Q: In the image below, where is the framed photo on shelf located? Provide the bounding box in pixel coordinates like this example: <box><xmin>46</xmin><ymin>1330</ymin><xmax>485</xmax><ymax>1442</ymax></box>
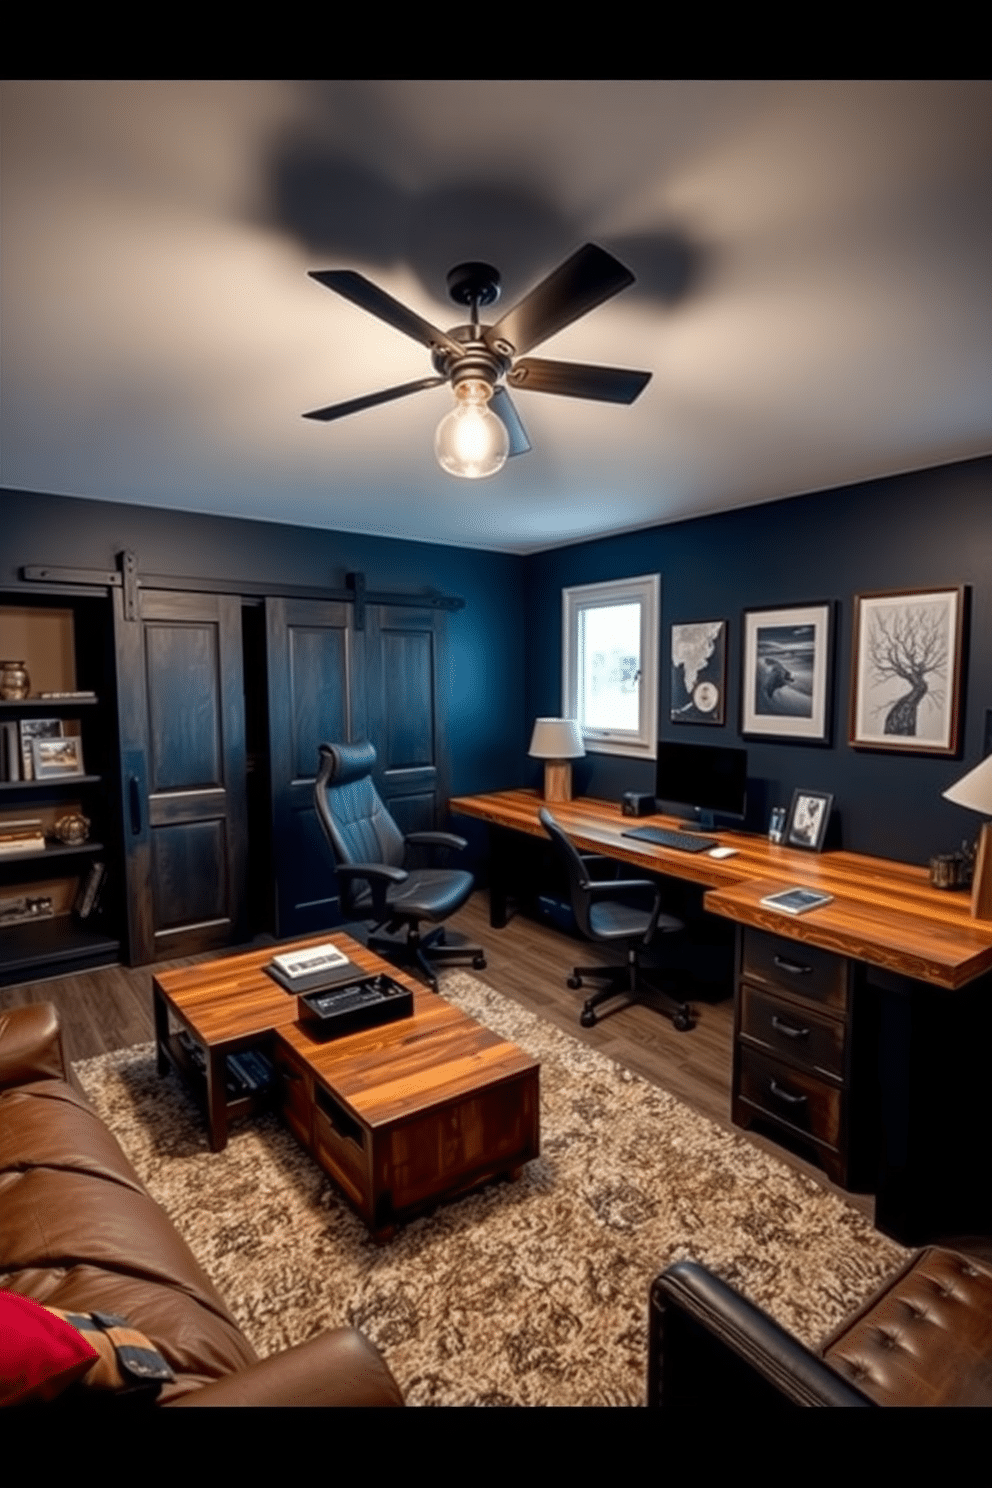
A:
<box><xmin>670</xmin><ymin>620</ymin><xmax>726</xmax><ymax>724</ymax></box>
<box><xmin>18</xmin><ymin>718</ymin><xmax>62</xmax><ymax>781</ymax></box>
<box><xmin>849</xmin><ymin>586</ymin><xmax>965</xmax><ymax>754</ymax></box>
<box><xmin>785</xmin><ymin>789</ymin><xmax>833</xmax><ymax>852</ymax></box>
<box><xmin>741</xmin><ymin>603</ymin><xmax>833</xmax><ymax>743</ymax></box>
<box><xmin>31</xmin><ymin>734</ymin><xmax>84</xmax><ymax>779</ymax></box>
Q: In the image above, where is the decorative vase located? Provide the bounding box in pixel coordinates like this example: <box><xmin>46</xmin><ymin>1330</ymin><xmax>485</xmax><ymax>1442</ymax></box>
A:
<box><xmin>0</xmin><ymin>661</ymin><xmax>30</xmax><ymax>700</ymax></box>
<box><xmin>54</xmin><ymin>812</ymin><xmax>91</xmax><ymax>846</ymax></box>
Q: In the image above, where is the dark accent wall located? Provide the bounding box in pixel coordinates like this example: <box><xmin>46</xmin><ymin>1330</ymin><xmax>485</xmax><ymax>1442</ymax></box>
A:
<box><xmin>0</xmin><ymin>490</ymin><xmax>527</xmax><ymax>843</ymax></box>
<box><xmin>522</xmin><ymin>456</ymin><xmax>991</xmax><ymax>866</ymax></box>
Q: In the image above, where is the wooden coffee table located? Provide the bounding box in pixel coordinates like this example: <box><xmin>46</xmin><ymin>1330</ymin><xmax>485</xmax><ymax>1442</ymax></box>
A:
<box><xmin>153</xmin><ymin>934</ymin><xmax>540</xmax><ymax>1238</ymax></box>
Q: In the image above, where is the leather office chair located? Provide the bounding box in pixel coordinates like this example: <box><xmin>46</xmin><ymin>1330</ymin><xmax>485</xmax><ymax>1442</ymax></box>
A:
<box><xmin>314</xmin><ymin>741</ymin><xmax>486</xmax><ymax>992</ymax></box>
<box><xmin>539</xmin><ymin>808</ymin><xmax>693</xmax><ymax>1032</ymax></box>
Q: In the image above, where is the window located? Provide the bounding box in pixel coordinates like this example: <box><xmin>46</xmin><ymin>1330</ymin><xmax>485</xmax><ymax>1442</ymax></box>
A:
<box><xmin>562</xmin><ymin>574</ymin><xmax>659</xmax><ymax>759</ymax></box>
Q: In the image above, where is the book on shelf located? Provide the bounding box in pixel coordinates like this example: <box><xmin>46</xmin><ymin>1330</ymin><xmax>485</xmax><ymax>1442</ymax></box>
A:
<box><xmin>1</xmin><ymin>722</ymin><xmax>20</xmax><ymax>781</ymax></box>
<box><xmin>0</xmin><ymin>818</ymin><xmax>45</xmax><ymax>853</ymax></box>
<box><xmin>74</xmin><ymin>860</ymin><xmax>106</xmax><ymax>920</ymax></box>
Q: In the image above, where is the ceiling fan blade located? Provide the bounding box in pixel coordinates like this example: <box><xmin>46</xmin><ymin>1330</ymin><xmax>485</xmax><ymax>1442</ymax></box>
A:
<box><xmin>490</xmin><ymin>386</ymin><xmax>531</xmax><ymax>457</ymax></box>
<box><xmin>507</xmin><ymin>358</ymin><xmax>651</xmax><ymax>405</ymax></box>
<box><xmin>303</xmin><ymin>376</ymin><xmax>447</xmax><ymax>423</ymax></box>
<box><xmin>482</xmin><ymin>244</ymin><xmax>635</xmax><ymax>359</ymax></box>
<box><xmin>308</xmin><ymin>270</ymin><xmax>464</xmax><ymax>358</ymax></box>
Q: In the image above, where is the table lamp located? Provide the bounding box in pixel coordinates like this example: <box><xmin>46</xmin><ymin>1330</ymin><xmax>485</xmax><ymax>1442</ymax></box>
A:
<box><xmin>942</xmin><ymin>754</ymin><xmax>992</xmax><ymax>920</ymax></box>
<box><xmin>529</xmin><ymin>718</ymin><xmax>585</xmax><ymax>803</ymax></box>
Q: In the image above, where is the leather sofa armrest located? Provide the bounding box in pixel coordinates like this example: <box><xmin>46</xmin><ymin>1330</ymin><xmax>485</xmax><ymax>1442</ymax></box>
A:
<box><xmin>648</xmin><ymin>1260</ymin><xmax>871</xmax><ymax>1407</ymax></box>
<box><xmin>0</xmin><ymin>1003</ymin><xmax>68</xmax><ymax>1089</ymax></box>
<box><xmin>167</xmin><ymin>1327</ymin><xmax>404</xmax><ymax>1407</ymax></box>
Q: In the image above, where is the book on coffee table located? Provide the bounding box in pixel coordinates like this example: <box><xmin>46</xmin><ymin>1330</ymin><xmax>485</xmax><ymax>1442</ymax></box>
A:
<box><xmin>265</xmin><ymin>940</ymin><xmax>367</xmax><ymax>994</ymax></box>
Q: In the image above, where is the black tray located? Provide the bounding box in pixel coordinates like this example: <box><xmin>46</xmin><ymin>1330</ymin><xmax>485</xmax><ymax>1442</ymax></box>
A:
<box><xmin>297</xmin><ymin>972</ymin><xmax>414</xmax><ymax>1040</ymax></box>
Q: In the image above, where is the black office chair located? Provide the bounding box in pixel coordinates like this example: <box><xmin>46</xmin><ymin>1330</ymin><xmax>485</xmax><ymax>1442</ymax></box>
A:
<box><xmin>539</xmin><ymin>807</ymin><xmax>693</xmax><ymax>1032</ymax></box>
<box><xmin>313</xmin><ymin>741</ymin><xmax>486</xmax><ymax>991</ymax></box>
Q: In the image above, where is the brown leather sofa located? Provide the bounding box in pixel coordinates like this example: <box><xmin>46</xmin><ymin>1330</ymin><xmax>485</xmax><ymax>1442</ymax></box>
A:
<box><xmin>0</xmin><ymin>1002</ymin><xmax>404</xmax><ymax>1406</ymax></box>
<box><xmin>648</xmin><ymin>1248</ymin><xmax>992</xmax><ymax>1407</ymax></box>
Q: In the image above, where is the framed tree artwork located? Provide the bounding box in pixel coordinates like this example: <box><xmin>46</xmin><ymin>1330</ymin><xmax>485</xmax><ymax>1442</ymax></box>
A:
<box><xmin>670</xmin><ymin>621</ymin><xmax>726</xmax><ymax>724</ymax></box>
<box><xmin>849</xmin><ymin>586</ymin><xmax>965</xmax><ymax>754</ymax></box>
<box><xmin>740</xmin><ymin>603</ymin><xmax>833</xmax><ymax>743</ymax></box>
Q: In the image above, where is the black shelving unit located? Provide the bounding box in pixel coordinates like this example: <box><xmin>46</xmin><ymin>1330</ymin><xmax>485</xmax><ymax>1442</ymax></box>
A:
<box><xmin>0</xmin><ymin>600</ymin><xmax>122</xmax><ymax>985</ymax></box>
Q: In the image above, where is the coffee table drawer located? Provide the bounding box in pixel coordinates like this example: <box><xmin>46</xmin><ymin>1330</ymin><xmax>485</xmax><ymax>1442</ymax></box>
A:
<box><xmin>273</xmin><ymin>1040</ymin><xmax>315</xmax><ymax>1151</ymax></box>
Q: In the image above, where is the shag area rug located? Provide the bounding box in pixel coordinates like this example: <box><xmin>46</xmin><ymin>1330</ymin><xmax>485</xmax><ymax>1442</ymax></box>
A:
<box><xmin>73</xmin><ymin>971</ymin><xmax>908</xmax><ymax>1406</ymax></box>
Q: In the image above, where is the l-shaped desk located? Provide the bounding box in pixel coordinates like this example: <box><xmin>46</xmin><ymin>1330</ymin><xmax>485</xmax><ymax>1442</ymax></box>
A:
<box><xmin>451</xmin><ymin>790</ymin><xmax>992</xmax><ymax>1245</ymax></box>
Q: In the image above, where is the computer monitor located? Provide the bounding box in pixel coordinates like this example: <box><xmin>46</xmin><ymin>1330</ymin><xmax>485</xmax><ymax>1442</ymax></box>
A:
<box><xmin>655</xmin><ymin>740</ymin><xmax>748</xmax><ymax>830</ymax></box>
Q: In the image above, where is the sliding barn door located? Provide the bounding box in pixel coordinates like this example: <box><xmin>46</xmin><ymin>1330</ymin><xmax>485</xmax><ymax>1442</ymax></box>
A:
<box><xmin>362</xmin><ymin>603</ymin><xmax>443</xmax><ymax>839</ymax></box>
<box><xmin>114</xmin><ymin>589</ymin><xmax>248</xmax><ymax>964</ymax></box>
<box><xmin>266</xmin><ymin>597</ymin><xmax>356</xmax><ymax>937</ymax></box>
<box><xmin>265</xmin><ymin>597</ymin><xmax>444</xmax><ymax>939</ymax></box>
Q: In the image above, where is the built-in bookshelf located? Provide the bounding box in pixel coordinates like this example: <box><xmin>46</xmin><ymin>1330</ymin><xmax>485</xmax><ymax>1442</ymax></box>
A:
<box><xmin>0</xmin><ymin>599</ymin><xmax>120</xmax><ymax>985</ymax></box>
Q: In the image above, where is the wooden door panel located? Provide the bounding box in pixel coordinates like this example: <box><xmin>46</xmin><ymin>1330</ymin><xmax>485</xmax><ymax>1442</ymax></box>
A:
<box><xmin>267</xmin><ymin>598</ymin><xmax>354</xmax><ymax>937</ymax></box>
<box><xmin>115</xmin><ymin>589</ymin><xmax>247</xmax><ymax>964</ymax></box>
<box><xmin>145</xmin><ymin>622</ymin><xmax>223</xmax><ymax>789</ymax></box>
<box><xmin>381</xmin><ymin>628</ymin><xmax>435</xmax><ymax>769</ymax></box>
<box><xmin>151</xmin><ymin>820</ymin><xmax>229</xmax><ymax>930</ymax></box>
<box><xmin>288</xmin><ymin>624</ymin><xmax>350</xmax><ymax>779</ymax></box>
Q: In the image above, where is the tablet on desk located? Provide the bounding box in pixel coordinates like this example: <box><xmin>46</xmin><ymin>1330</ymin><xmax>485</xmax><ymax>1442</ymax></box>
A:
<box><xmin>759</xmin><ymin>886</ymin><xmax>834</xmax><ymax>915</ymax></box>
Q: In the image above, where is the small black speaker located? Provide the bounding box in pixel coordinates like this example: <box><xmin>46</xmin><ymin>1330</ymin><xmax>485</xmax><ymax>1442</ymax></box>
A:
<box><xmin>622</xmin><ymin>791</ymin><xmax>655</xmax><ymax>817</ymax></box>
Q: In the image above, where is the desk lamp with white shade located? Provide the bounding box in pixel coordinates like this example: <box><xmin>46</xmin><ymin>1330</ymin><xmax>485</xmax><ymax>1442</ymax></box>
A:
<box><xmin>529</xmin><ymin>718</ymin><xmax>585</xmax><ymax>803</ymax></box>
<box><xmin>942</xmin><ymin>754</ymin><xmax>992</xmax><ymax>920</ymax></box>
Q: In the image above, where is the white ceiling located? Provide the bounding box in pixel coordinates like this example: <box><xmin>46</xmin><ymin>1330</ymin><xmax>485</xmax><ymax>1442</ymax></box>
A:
<box><xmin>2</xmin><ymin>80</ymin><xmax>990</xmax><ymax>554</ymax></box>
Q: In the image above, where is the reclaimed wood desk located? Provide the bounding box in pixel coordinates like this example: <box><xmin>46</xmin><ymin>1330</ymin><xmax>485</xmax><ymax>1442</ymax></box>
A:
<box><xmin>451</xmin><ymin>790</ymin><xmax>992</xmax><ymax>1244</ymax></box>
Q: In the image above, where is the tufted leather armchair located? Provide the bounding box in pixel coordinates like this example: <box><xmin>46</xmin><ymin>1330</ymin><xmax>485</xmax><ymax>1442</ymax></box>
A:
<box><xmin>648</xmin><ymin>1249</ymin><xmax>992</xmax><ymax>1406</ymax></box>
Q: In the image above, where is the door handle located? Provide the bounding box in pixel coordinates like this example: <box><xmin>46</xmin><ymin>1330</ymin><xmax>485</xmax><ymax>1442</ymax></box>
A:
<box><xmin>129</xmin><ymin>775</ymin><xmax>142</xmax><ymax>835</ymax></box>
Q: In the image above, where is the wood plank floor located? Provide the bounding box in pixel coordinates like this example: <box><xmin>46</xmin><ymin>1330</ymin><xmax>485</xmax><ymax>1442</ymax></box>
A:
<box><xmin>0</xmin><ymin>890</ymin><xmax>875</xmax><ymax>1222</ymax></box>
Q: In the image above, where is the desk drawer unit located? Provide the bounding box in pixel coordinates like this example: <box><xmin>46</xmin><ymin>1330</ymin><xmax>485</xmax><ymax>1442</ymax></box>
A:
<box><xmin>732</xmin><ymin>928</ymin><xmax>871</xmax><ymax>1190</ymax></box>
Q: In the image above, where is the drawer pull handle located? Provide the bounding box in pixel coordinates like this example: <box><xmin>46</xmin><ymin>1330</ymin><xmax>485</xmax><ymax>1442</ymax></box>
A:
<box><xmin>768</xmin><ymin>1079</ymin><xmax>807</xmax><ymax>1108</ymax></box>
<box><xmin>773</xmin><ymin>954</ymin><xmax>812</xmax><ymax>976</ymax></box>
<box><xmin>771</xmin><ymin>1015</ymin><xmax>810</xmax><ymax>1040</ymax></box>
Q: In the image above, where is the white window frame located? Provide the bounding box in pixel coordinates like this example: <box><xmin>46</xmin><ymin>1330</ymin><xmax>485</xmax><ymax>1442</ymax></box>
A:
<box><xmin>562</xmin><ymin>573</ymin><xmax>660</xmax><ymax>760</ymax></box>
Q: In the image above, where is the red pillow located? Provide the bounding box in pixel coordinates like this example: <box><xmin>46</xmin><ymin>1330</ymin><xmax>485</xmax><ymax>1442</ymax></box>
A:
<box><xmin>0</xmin><ymin>1289</ymin><xmax>98</xmax><ymax>1406</ymax></box>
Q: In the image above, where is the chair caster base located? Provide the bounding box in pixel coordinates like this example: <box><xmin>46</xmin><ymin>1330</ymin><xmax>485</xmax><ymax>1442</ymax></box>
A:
<box><xmin>473</xmin><ymin>954</ymin><xmax>487</xmax><ymax>970</ymax></box>
<box><xmin>580</xmin><ymin>1007</ymin><xmax>597</xmax><ymax>1028</ymax></box>
<box><xmin>672</xmin><ymin>1010</ymin><xmax>693</xmax><ymax>1032</ymax></box>
<box><xmin>567</xmin><ymin>975</ymin><xmax>583</xmax><ymax>990</ymax></box>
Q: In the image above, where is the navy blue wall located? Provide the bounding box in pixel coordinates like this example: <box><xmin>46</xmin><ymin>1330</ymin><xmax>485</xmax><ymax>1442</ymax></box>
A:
<box><xmin>0</xmin><ymin>489</ymin><xmax>527</xmax><ymax>826</ymax></box>
<box><xmin>522</xmin><ymin>455</ymin><xmax>991</xmax><ymax>866</ymax></box>
<box><xmin>4</xmin><ymin>455</ymin><xmax>990</xmax><ymax>871</ymax></box>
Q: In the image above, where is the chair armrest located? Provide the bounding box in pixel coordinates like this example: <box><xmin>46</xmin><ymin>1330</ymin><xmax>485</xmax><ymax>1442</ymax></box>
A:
<box><xmin>582</xmin><ymin>877</ymin><xmax>658</xmax><ymax>897</ymax></box>
<box><xmin>336</xmin><ymin>862</ymin><xmax>407</xmax><ymax>921</ymax></box>
<box><xmin>168</xmin><ymin>1327</ymin><xmax>404</xmax><ymax>1407</ymax></box>
<box><xmin>0</xmin><ymin>1003</ymin><xmax>68</xmax><ymax>1089</ymax></box>
<box><xmin>648</xmin><ymin>1261</ymin><xmax>871</xmax><ymax>1407</ymax></box>
<box><xmin>405</xmin><ymin>830</ymin><xmax>467</xmax><ymax>853</ymax></box>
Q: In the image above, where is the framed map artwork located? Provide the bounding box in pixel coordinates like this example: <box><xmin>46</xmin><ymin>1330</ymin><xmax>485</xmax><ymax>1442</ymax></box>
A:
<box><xmin>670</xmin><ymin>621</ymin><xmax>726</xmax><ymax>725</ymax></box>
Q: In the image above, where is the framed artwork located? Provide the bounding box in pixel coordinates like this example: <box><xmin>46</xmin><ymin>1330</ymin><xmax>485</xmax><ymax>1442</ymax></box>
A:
<box><xmin>785</xmin><ymin>789</ymin><xmax>833</xmax><ymax>852</ymax></box>
<box><xmin>849</xmin><ymin>586</ymin><xmax>965</xmax><ymax>754</ymax></box>
<box><xmin>32</xmin><ymin>735</ymin><xmax>84</xmax><ymax>778</ymax></box>
<box><xmin>18</xmin><ymin>718</ymin><xmax>62</xmax><ymax>781</ymax></box>
<box><xmin>741</xmin><ymin>603</ymin><xmax>833</xmax><ymax>742</ymax></box>
<box><xmin>670</xmin><ymin>621</ymin><xmax>726</xmax><ymax>725</ymax></box>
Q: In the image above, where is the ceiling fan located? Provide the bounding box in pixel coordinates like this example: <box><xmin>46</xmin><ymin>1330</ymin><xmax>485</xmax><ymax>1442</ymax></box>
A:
<box><xmin>303</xmin><ymin>243</ymin><xmax>651</xmax><ymax>479</ymax></box>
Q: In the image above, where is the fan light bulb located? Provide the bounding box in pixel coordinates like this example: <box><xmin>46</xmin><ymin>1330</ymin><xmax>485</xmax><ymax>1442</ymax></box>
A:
<box><xmin>434</xmin><ymin>379</ymin><xmax>509</xmax><ymax>480</ymax></box>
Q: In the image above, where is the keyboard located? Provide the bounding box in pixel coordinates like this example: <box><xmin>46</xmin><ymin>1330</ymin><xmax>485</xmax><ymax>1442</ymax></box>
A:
<box><xmin>621</xmin><ymin>826</ymin><xmax>719</xmax><ymax>853</ymax></box>
<box><xmin>307</xmin><ymin>981</ymin><xmax>386</xmax><ymax>1017</ymax></box>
